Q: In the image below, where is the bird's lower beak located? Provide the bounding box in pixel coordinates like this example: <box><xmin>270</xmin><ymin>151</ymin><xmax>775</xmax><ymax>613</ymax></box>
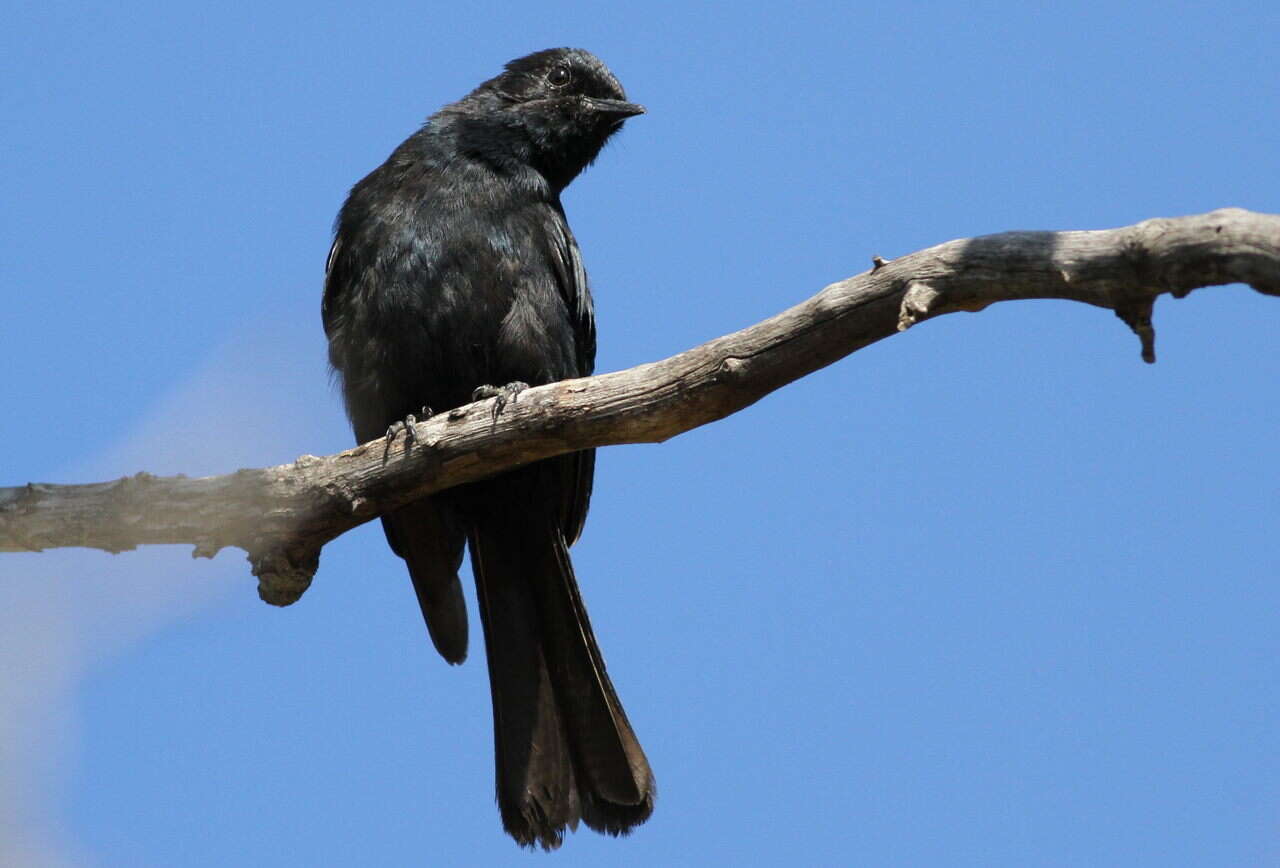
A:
<box><xmin>586</xmin><ymin>98</ymin><xmax>647</xmax><ymax>119</ymax></box>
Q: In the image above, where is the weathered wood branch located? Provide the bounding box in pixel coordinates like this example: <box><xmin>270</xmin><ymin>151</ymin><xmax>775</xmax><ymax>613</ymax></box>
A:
<box><xmin>3</xmin><ymin>208</ymin><xmax>1277</xmax><ymax>604</ymax></box>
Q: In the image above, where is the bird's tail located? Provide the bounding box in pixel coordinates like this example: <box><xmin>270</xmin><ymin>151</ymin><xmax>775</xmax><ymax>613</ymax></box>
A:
<box><xmin>469</xmin><ymin>520</ymin><xmax>654</xmax><ymax>850</ymax></box>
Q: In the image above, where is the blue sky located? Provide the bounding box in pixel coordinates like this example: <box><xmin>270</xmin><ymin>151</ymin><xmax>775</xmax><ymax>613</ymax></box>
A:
<box><xmin>3</xmin><ymin>1</ymin><xmax>1279</xmax><ymax>865</ymax></box>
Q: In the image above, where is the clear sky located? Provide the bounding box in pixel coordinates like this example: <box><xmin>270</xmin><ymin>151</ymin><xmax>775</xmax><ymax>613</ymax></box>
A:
<box><xmin>3</xmin><ymin>1</ymin><xmax>1279</xmax><ymax>865</ymax></box>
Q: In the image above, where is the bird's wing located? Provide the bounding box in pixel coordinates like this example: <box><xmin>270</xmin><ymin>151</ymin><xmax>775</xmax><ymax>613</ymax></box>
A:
<box><xmin>543</xmin><ymin>207</ymin><xmax>597</xmax><ymax>544</ymax></box>
<box><xmin>546</xmin><ymin>205</ymin><xmax>596</xmax><ymax>377</ymax></box>
<box><xmin>321</xmin><ymin>234</ymin><xmax>343</xmax><ymax>338</ymax></box>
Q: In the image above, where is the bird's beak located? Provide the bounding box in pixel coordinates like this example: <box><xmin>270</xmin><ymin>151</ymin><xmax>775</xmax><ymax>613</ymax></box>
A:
<box><xmin>585</xmin><ymin>98</ymin><xmax>647</xmax><ymax>119</ymax></box>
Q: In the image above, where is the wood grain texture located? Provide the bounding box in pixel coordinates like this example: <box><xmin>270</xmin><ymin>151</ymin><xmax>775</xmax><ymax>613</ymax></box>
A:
<box><xmin>2</xmin><ymin>208</ymin><xmax>1276</xmax><ymax>603</ymax></box>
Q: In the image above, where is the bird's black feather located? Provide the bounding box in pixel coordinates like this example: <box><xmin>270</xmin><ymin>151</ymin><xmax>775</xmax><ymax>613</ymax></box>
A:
<box><xmin>322</xmin><ymin>47</ymin><xmax>651</xmax><ymax>849</ymax></box>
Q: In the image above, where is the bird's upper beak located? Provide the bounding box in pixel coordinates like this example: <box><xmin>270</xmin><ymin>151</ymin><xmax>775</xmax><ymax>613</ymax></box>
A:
<box><xmin>584</xmin><ymin>97</ymin><xmax>646</xmax><ymax>119</ymax></box>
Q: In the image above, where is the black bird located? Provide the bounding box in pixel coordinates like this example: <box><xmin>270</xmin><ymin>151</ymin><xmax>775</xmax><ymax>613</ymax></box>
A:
<box><xmin>321</xmin><ymin>48</ymin><xmax>652</xmax><ymax>849</ymax></box>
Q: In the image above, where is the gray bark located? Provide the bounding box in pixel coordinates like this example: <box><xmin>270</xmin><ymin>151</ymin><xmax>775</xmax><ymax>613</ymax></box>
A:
<box><xmin>2</xmin><ymin>207</ymin><xmax>1276</xmax><ymax>604</ymax></box>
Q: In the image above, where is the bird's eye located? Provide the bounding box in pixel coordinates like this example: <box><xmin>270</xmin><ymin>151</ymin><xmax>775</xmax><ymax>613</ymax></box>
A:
<box><xmin>547</xmin><ymin>65</ymin><xmax>572</xmax><ymax>89</ymax></box>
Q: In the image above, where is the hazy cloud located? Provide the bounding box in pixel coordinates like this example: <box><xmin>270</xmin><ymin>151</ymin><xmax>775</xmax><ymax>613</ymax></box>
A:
<box><xmin>0</xmin><ymin>316</ymin><xmax>338</xmax><ymax>865</ymax></box>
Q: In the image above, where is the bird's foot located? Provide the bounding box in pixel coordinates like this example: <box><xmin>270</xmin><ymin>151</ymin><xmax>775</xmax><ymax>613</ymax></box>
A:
<box><xmin>383</xmin><ymin>406</ymin><xmax>434</xmax><ymax>450</ymax></box>
<box><xmin>472</xmin><ymin>382</ymin><xmax>529</xmax><ymax>423</ymax></box>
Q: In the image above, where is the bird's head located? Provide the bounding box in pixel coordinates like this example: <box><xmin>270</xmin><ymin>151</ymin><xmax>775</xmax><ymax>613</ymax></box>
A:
<box><xmin>454</xmin><ymin>48</ymin><xmax>644</xmax><ymax>191</ymax></box>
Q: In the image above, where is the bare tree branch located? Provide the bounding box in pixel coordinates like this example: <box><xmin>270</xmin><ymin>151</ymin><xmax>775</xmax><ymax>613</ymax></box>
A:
<box><xmin>3</xmin><ymin>207</ymin><xmax>1276</xmax><ymax>604</ymax></box>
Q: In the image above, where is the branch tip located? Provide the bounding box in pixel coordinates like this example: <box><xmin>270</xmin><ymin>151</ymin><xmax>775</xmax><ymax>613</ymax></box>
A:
<box><xmin>1114</xmin><ymin>299</ymin><xmax>1158</xmax><ymax>364</ymax></box>
<box><xmin>192</xmin><ymin>541</ymin><xmax>221</xmax><ymax>559</ymax></box>
<box><xmin>252</xmin><ymin>547</ymin><xmax>319</xmax><ymax>606</ymax></box>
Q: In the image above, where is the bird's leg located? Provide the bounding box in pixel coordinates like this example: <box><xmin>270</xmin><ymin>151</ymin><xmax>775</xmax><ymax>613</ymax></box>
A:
<box><xmin>472</xmin><ymin>382</ymin><xmax>529</xmax><ymax>423</ymax></box>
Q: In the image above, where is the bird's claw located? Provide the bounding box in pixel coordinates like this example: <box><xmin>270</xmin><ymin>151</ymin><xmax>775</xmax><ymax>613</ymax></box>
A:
<box><xmin>384</xmin><ymin>406</ymin><xmax>434</xmax><ymax>450</ymax></box>
<box><xmin>472</xmin><ymin>382</ymin><xmax>529</xmax><ymax>423</ymax></box>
